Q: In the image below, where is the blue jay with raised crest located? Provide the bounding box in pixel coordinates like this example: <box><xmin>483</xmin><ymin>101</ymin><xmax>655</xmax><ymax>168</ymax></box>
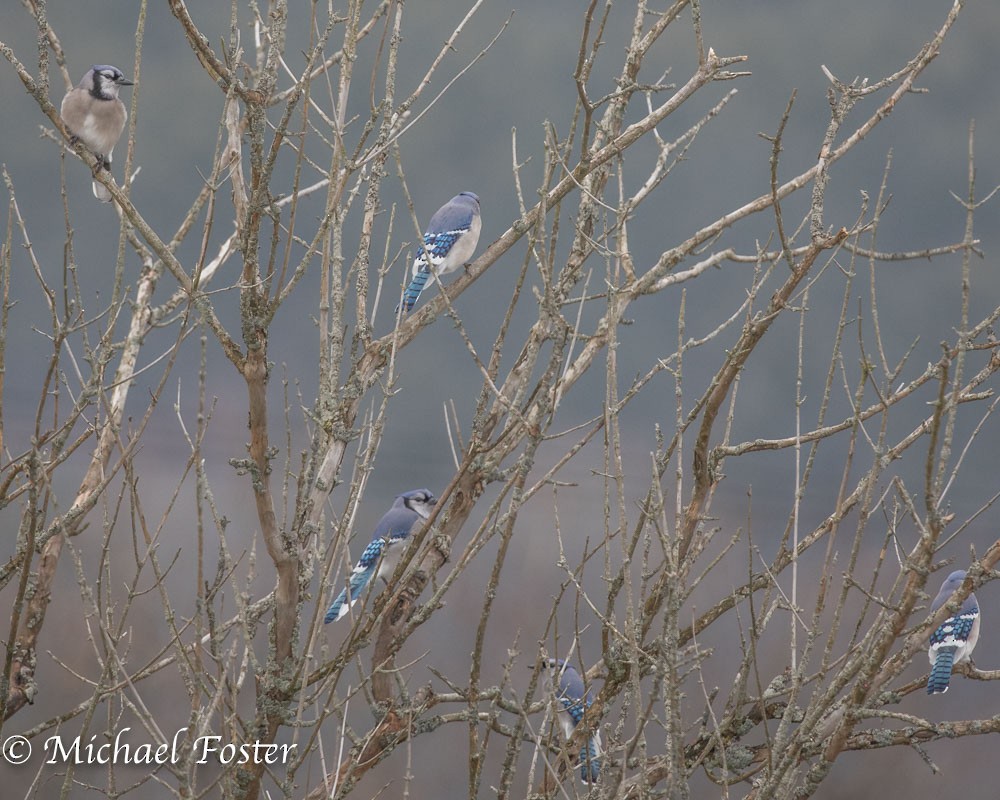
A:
<box><xmin>927</xmin><ymin>569</ymin><xmax>980</xmax><ymax>694</ymax></box>
<box><xmin>542</xmin><ymin>658</ymin><xmax>602</xmax><ymax>784</ymax></box>
<box><xmin>324</xmin><ymin>489</ymin><xmax>437</xmax><ymax>623</ymax></box>
<box><xmin>60</xmin><ymin>65</ymin><xmax>133</xmax><ymax>202</ymax></box>
<box><xmin>398</xmin><ymin>192</ymin><xmax>482</xmax><ymax>313</ymax></box>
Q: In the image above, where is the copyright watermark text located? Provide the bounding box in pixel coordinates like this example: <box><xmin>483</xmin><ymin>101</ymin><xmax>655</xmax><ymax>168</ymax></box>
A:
<box><xmin>2</xmin><ymin>728</ymin><xmax>297</xmax><ymax>766</ymax></box>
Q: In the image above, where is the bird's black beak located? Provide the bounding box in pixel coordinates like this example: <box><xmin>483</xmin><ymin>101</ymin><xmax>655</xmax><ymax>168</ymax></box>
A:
<box><xmin>117</xmin><ymin>76</ymin><xmax>134</xmax><ymax>86</ymax></box>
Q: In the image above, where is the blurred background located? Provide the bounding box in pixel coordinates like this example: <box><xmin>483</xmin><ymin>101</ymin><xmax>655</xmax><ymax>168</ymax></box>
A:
<box><xmin>0</xmin><ymin>1</ymin><xmax>998</xmax><ymax>797</ymax></box>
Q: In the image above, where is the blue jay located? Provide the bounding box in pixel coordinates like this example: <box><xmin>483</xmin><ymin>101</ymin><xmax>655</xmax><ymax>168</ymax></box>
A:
<box><xmin>398</xmin><ymin>192</ymin><xmax>482</xmax><ymax>313</ymax></box>
<box><xmin>324</xmin><ymin>489</ymin><xmax>437</xmax><ymax>623</ymax></box>
<box><xmin>542</xmin><ymin>658</ymin><xmax>602</xmax><ymax>784</ymax></box>
<box><xmin>60</xmin><ymin>65</ymin><xmax>133</xmax><ymax>202</ymax></box>
<box><xmin>927</xmin><ymin>569</ymin><xmax>980</xmax><ymax>694</ymax></box>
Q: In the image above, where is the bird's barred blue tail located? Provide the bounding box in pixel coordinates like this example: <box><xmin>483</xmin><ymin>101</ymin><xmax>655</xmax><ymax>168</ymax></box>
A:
<box><xmin>927</xmin><ymin>648</ymin><xmax>956</xmax><ymax>694</ymax></box>
<box><xmin>399</xmin><ymin>268</ymin><xmax>431</xmax><ymax>313</ymax></box>
<box><xmin>324</xmin><ymin>564</ymin><xmax>376</xmax><ymax>623</ymax></box>
<box><xmin>580</xmin><ymin>736</ymin><xmax>601</xmax><ymax>784</ymax></box>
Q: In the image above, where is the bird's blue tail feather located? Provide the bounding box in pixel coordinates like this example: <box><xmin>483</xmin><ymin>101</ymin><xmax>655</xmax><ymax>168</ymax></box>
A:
<box><xmin>927</xmin><ymin>648</ymin><xmax>956</xmax><ymax>694</ymax></box>
<box><xmin>324</xmin><ymin>564</ymin><xmax>376</xmax><ymax>623</ymax></box>
<box><xmin>579</xmin><ymin>736</ymin><xmax>600</xmax><ymax>784</ymax></box>
<box><xmin>399</xmin><ymin>268</ymin><xmax>431</xmax><ymax>312</ymax></box>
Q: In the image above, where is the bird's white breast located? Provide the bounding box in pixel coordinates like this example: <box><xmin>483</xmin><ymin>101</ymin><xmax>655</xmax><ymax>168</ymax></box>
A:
<box><xmin>78</xmin><ymin>113</ymin><xmax>106</xmax><ymax>152</ymax></box>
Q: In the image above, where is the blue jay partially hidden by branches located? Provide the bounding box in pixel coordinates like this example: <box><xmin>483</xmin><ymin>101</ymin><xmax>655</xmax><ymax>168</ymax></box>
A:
<box><xmin>542</xmin><ymin>658</ymin><xmax>602</xmax><ymax>784</ymax></box>
<box><xmin>324</xmin><ymin>489</ymin><xmax>437</xmax><ymax>623</ymax></box>
<box><xmin>927</xmin><ymin>569</ymin><xmax>980</xmax><ymax>694</ymax></box>
<box><xmin>398</xmin><ymin>192</ymin><xmax>482</xmax><ymax>313</ymax></box>
<box><xmin>60</xmin><ymin>65</ymin><xmax>133</xmax><ymax>202</ymax></box>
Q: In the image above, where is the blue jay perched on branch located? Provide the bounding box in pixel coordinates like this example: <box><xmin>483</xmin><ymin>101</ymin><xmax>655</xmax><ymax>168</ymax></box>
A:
<box><xmin>927</xmin><ymin>569</ymin><xmax>980</xmax><ymax>694</ymax></box>
<box><xmin>324</xmin><ymin>489</ymin><xmax>437</xmax><ymax>623</ymax></box>
<box><xmin>398</xmin><ymin>192</ymin><xmax>482</xmax><ymax>313</ymax></box>
<box><xmin>60</xmin><ymin>65</ymin><xmax>133</xmax><ymax>202</ymax></box>
<box><xmin>542</xmin><ymin>658</ymin><xmax>602</xmax><ymax>784</ymax></box>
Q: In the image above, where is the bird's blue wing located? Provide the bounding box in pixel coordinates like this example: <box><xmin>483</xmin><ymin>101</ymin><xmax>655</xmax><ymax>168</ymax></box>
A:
<box><xmin>930</xmin><ymin>610</ymin><xmax>979</xmax><ymax>649</ymax></box>
<box><xmin>927</xmin><ymin>609</ymin><xmax>979</xmax><ymax>694</ymax></box>
<box><xmin>324</xmin><ymin>537</ymin><xmax>386</xmax><ymax>623</ymax></box>
<box><xmin>421</xmin><ymin>230</ymin><xmax>463</xmax><ymax>265</ymax></box>
<box><xmin>558</xmin><ymin>695</ymin><xmax>586</xmax><ymax>726</ymax></box>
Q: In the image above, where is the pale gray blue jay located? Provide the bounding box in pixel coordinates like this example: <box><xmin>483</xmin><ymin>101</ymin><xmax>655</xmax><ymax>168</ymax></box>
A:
<box><xmin>927</xmin><ymin>569</ymin><xmax>980</xmax><ymax>694</ymax></box>
<box><xmin>398</xmin><ymin>192</ymin><xmax>482</xmax><ymax>312</ymax></box>
<box><xmin>60</xmin><ymin>65</ymin><xmax>133</xmax><ymax>202</ymax></box>
<box><xmin>324</xmin><ymin>489</ymin><xmax>437</xmax><ymax>623</ymax></box>
<box><xmin>543</xmin><ymin>658</ymin><xmax>602</xmax><ymax>784</ymax></box>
